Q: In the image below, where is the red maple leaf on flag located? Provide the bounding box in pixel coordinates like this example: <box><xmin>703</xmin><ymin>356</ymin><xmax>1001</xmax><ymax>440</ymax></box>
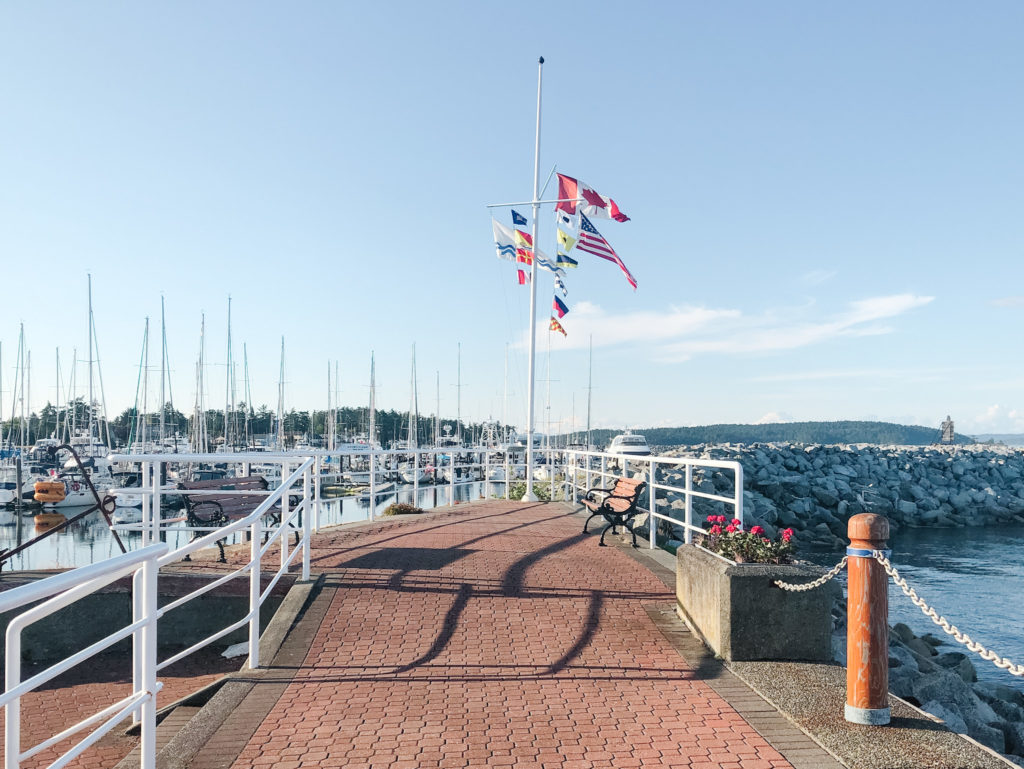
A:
<box><xmin>580</xmin><ymin>187</ymin><xmax>607</xmax><ymax>209</ymax></box>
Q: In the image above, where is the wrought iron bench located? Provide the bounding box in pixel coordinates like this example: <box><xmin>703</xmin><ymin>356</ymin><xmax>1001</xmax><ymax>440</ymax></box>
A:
<box><xmin>177</xmin><ymin>475</ymin><xmax>286</xmax><ymax>562</ymax></box>
<box><xmin>581</xmin><ymin>476</ymin><xmax>647</xmax><ymax>547</ymax></box>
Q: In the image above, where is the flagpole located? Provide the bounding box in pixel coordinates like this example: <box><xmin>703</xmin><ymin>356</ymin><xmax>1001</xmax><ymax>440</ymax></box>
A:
<box><xmin>523</xmin><ymin>55</ymin><xmax>544</xmax><ymax>502</ymax></box>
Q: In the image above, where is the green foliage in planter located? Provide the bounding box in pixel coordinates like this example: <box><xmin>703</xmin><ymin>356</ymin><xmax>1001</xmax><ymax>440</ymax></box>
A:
<box><xmin>503</xmin><ymin>482</ymin><xmax>552</xmax><ymax>502</ymax></box>
<box><xmin>381</xmin><ymin>502</ymin><xmax>425</xmax><ymax>516</ymax></box>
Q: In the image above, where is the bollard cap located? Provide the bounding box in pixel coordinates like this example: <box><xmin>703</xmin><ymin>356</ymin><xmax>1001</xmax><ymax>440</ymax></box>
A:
<box><xmin>848</xmin><ymin>513</ymin><xmax>889</xmax><ymax>543</ymax></box>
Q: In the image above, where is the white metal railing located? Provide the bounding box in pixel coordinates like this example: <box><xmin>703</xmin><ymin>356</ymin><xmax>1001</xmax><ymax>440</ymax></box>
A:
<box><xmin>563</xmin><ymin>450</ymin><xmax>744</xmax><ymax>548</ymax></box>
<box><xmin>1</xmin><ymin>543</ymin><xmax>167</xmax><ymax>769</ymax></box>
<box><xmin>0</xmin><ymin>454</ymin><xmax>316</xmax><ymax>769</ymax></box>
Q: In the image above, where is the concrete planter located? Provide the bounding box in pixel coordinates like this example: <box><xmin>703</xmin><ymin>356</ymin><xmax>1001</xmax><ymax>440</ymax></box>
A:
<box><xmin>675</xmin><ymin>544</ymin><xmax>839</xmax><ymax>662</ymax></box>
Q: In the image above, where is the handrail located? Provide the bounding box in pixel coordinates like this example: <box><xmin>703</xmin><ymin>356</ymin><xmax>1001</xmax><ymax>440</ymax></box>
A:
<box><xmin>1</xmin><ymin>543</ymin><xmax>167</xmax><ymax>769</ymax></box>
<box><xmin>564</xmin><ymin>449</ymin><xmax>744</xmax><ymax>549</ymax></box>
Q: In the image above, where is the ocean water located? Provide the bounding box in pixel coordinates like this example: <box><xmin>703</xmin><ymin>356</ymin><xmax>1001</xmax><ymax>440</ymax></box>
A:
<box><xmin>807</xmin><ymin>523</ymin><xmax>1024</xmax><ymax>689</ymax></box>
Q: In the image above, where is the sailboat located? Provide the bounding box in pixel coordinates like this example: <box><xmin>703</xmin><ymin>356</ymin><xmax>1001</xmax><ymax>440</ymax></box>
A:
<box><xmin>399</xmin><ymin>345</ymin><xmax>430</xmax><ymax>484</ymax></box>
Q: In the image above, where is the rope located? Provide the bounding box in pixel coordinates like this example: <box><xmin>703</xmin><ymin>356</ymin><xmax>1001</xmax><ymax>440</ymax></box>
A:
<box><xmin>773</xmin><ymin>556</ymin><xmax>848</xmax><ymax>591</ymax></box>
<box><xmin>872</xmin><ymin>550</ymin><xmax>1024</xmax><ymax>678</ymax></box>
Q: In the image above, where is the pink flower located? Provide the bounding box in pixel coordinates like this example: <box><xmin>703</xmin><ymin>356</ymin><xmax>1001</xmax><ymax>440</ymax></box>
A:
<box><xmin>782</xmin><ymin>528</ymin><xmax>794</xmax><ymax>542</ymax></box>
<box><xmin>709</xmin><ymin>524</ymin><xmax>722</xmax><ymax>535</ymax></box>
<box><xmin>715</xmin><ymin>515</ymin><xmax>727</xmax><ymax>524</ymax></box>
<box><xmin>725</xmin><ymin>524</ymin><xmax>739</xmax><ymax>533</ymax></box>
<box><xmin>750</xmin><ymin>525</ymin><xmax>764</xmax><ymax>536</ymax></box>
<box><xmin>730</xmin><ymin>518</ymin><xmax>742</xmax><ymax>527</ymax></box>
<box><xmin>706</xmin><ymin>515</ymin><xmax>717</xmax><ymax>523</ymax></box>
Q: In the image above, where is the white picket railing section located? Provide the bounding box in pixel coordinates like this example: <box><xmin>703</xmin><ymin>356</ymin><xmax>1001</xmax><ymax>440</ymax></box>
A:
<box><xmin>0</xmin><ymin>454</ymin><xmax>315</xmax><ymax>769</ymax></box>
<box><xmin>563</xmin><ymin>450</ymin><xmax>744</xmax><ymax>546</ymax></box>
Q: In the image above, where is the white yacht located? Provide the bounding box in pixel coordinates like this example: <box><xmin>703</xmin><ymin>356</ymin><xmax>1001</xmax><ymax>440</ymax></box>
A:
<box><xmin>606</xmin><ymin>432</ymin><xmax>651</xmax><ymax>456</ymax></box>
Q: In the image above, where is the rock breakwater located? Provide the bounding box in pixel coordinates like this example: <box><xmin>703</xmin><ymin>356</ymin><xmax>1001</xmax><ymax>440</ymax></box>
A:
<box><xmin>657</xmin><ymin>443</ymin><xmax>1024</xmax><ymax>549</ymax></box>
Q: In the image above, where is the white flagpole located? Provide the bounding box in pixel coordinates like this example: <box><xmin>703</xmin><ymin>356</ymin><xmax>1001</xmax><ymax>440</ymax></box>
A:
<box><xmin>523</xmin><ymin>55</ymin><xmax>544</xmax><ymax>502</ymax></box>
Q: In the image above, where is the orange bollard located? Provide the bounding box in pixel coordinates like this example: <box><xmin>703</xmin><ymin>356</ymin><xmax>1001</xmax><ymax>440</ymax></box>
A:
<box><xmin>846</xmin><ymin>513</ymin><xmax>891</xmax><ymax>724</ymax></box>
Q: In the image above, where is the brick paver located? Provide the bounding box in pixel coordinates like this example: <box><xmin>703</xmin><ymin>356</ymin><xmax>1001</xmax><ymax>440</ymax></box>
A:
<box><xmin>229</xmin><ymin>501</ymin><xmax>794</xmax><ymax>768</ymax></box>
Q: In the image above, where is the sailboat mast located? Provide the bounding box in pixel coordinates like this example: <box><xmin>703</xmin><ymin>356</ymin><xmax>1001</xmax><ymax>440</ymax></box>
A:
<box><xmin>456</xmin><ymin>342</ymin><xmax>462</xmax><ymax>442</ymax></box>
<box><xmin>243</xmin><ymin>344</ymin><xmax>252</xmax><ymax>448</ymax></box>
<box><xmin>87</xmin><ymin>273</ymin><xmax>94</xmax><ymax>442</ymax></box>
<box><xmin>277</xmin><ymin>337</ymin><xmax>285</xmax><ymax>449</ymax></box>
<box><xmin>368</xmin><ymin>352</ymin><xmax>376</xmax><ymax>448</ymax></box>
<box><xmin>55</xmin><ymin>348</ymin><xmax>61</xmax><ymax>441</ymax></box>
<box><xmin>434</xmin><ymin>371</ymin><xmax>440</xmax><ymax>447</ymax></box>
<box><xmin>502</xmin><ymin>343</ymin><xmax>509</xmax><ymax>443</ymax></box>
<box><xmin>159</xmin><ymin>297</ymin><xmax>167</xmax><ymax>445</ymax></box>
<box><xmin>25</xmin><ymin>351</ymin><xmax>31</xmax><ymax>447</ymax></box>
<box><xmin>224</xmin><ymin>297</ymin><xmax>232</xmax><ymax>450</ymax></box>
<box><xmin>142</xmin><ymin>318</ymin><xmax>150</xmax><ymax>448</ymax></box>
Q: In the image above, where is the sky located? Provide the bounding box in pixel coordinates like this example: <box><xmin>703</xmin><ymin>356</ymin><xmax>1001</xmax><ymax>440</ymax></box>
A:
<box><xmin>2</xmin><ymin>2</ymin><xmax>1024</xmax><ymax>438</ymax></box>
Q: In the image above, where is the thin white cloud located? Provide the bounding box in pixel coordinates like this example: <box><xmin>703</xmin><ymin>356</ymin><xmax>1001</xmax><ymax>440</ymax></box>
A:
<box><xmin>800</xmin><ymin>269</ymin><xmax>837</xmax><ymax>286</ymax></box>
<box><xmin>756</xmin><ymin>411</ymin><xmax>795</xmax><ymax>424</ymax></box>
<box><xmin>751</xmin><ymin>366</ymin><xmax>964</xmax><ymax>383</ymax></box>
<box><xmin>657</xmin><ymin>293</ymin><xmax>934</xmax><ymax>362</ymax></box>
<box><xmin>992</xmin><ymin>296</ymin><xmax>1024</xmax><ymax>308</ymax></box>
<box><xmin>521</xmin><ymin>293</ymin><xmax>934</xmax><ymax>364</ymax></box>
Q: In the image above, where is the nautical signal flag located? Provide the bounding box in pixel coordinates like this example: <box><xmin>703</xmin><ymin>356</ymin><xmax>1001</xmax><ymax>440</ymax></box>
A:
<box><xmin>556</xmin><ymin>173</ymin><xmax>630</xmax><ymax>222</ymax></box>
<box><xmin>518</xmin><ymin>269</ymin><xmax>529</xmax><ymax>285</ymax></box>
<box><xmin>557</xmin><ymin>229</ymin><xmax>576</xmax><ymax>253</ymax></box>
<box><xmin>491</xmin><ymin>219</ymin><xmax>516</xmax><ymax>262</ymax></box>
<box><xmin>553</xmin><ymin>296</ymin><xmax>569</xmax><ymax>318</ymax></box>
<box><xmin>514</xmin><ymin>229</ymin><xmax>532</xmax><ymax>249</ymax></box>
<box><xmin>511</xmin><ymin>209</ymin><xmax>528</xmax><ymax>227</ymax></box>
<box><xmin>549</xmin><ymin>317</ymin><xmax>567</xmax><ymax>336</ymax></box>
<box><xmin>554</xmin><ymin>275</ymin><xmax>568</xmax><ymax>297</ymax></box>
<box><xmin>557</xmin><ymin>211</ymin><xmax>577</xmax><ymax>229</ymax></box>
<box><xmin>578</xmin><ymin>214</ymin><xmax>637</xmax><ymax>290</ymax></box>
<box><xmin>555</xmin><ymin>253</ymin><xmax>578</xmax><ymax>269</ymax></box>
<box><xmin>516</xmin><ymin>248</ymin><xmax>533</xmax><ymax>265</ymax></box>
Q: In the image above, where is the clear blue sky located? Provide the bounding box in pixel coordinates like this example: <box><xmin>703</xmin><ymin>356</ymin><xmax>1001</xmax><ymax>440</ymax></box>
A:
<box><xmin>2</xmin><ymin>2</ymin><xmax>1023</xmax><ymax>436</ymax></box>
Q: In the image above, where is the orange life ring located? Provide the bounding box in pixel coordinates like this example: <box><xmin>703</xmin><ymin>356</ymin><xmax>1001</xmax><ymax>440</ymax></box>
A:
<box><xmin>34</xmin><ymin>481</ymin><xmax>66</xmax><ymax>503</ymax></box>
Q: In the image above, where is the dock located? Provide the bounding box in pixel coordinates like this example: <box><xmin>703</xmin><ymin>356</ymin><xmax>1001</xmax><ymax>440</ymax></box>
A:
<box><xmin>6</xmin><ymin>500</ymin><xmax>1013</xmax><ymax>769</ymax></box>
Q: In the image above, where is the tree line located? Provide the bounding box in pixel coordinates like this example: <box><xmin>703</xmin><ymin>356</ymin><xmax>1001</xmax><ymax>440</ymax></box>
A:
<box><xmin>1</xmin><ymin>398</ymin><xmax>507</xmax><ymax>449</ymax></box>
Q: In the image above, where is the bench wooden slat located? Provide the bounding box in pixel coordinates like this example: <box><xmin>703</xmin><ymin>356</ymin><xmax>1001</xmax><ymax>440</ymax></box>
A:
<box><xmin>581</xmin><ymin>475</ymin><xmax>647</xmax><ymax>547</ymax></box>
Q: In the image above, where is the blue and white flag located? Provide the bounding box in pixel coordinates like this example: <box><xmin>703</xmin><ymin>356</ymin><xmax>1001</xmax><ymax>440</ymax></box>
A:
<box><xmin>491</xmin><ymin>218</ymin><xmax>516</xmax><ymax>262</ymax></box>
<box><xmin>511</xmin><ymin>209</ymin><xmax>528</xmax><ymax>227</ymax></box>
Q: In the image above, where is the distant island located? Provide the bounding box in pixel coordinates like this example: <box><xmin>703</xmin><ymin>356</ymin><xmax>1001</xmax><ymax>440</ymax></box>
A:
<box><xmin>579</xmin><ymin>420</ymin><xmax>975</xmax><ymax>448</ymax></box>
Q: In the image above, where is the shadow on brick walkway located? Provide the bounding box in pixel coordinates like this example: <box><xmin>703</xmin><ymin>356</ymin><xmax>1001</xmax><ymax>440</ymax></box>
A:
<box><xmin>191</xmin><ymin>500</ymin><xmax>800</xmax><ymax>769</ymax></box>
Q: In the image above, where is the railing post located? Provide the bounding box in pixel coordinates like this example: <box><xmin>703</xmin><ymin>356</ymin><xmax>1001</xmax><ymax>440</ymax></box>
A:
<box><xmin>248</xmin><ymin>517</ymin><xmax>262</xmax><ymax>670</ymax></box>
<box><xmin>684</xmin><ymin>463</ymin><xmax>693</xmax><ymax>545</ymax></box>
<box><xmin>302</xmin><ymin>465</ymin><xmax>311</xmax><ymax>581</ymax></box>
<box><xmin>648</xmin><ymin>460</ymin><xmax>657</xmax><ymax>549</ymax></box>
<box><xmin>279</xmin><ymin>461</ymin><xmax>289</xmax><ymax>571</ymax></box>
<box><xmin>139</xmin><ymin>554</ymin><xmax>159</xmax><ymax>769</ymax></box>
<box><xmin>369</xmin><ymin>450</ymin><xmax>376</xmax><ymax>519</ymax></box>
<box><xmin>504</xmin><ymin>452</ymin><xmax>510</xmax><ymax>500</ymax></box>
<box><xmin>152</xmin><ymin>461</ymin><xmax>163</xmax><ymax>543</ymax></box>
<box><xmin>132</xmin><ymin>569</ymin><xmax>143</xmax><ymax>727</ymax></box>
<box><xmin>140</xmin><ymin>460</ymin><xmax>151</xmax><ymax>547</ymax></box>
<box><xmin>449</xmin><ymin>452</ymin><xmax>455</xmax><ymax>505</ymax></box>
<box><xmin>846</xmin><ymin>513</ymin><xmax>891</xmax><ymax>725</ymax></box>
<box><xmin>484</xmin><ymin>450</ymin><xmax>490</xmax><ymax>499</ymax></box>
<box><xmin>414</xmin><ymin>449</ymin><xmax>420</xmax><ymax>499</ymax></box>
<box><xmin>549</xmin><ymin>447</ymin><xmax>555</xmax><ymax>500</ymax></box>
<box><xmin>734</xmin><ymin>463</ymin><xmax>744</xmax><ymax>527</ymax></box>
<box><xmin>313</xmin><ymin>456</ymin><xmax>321</xmax><ymax>534</ymax></box>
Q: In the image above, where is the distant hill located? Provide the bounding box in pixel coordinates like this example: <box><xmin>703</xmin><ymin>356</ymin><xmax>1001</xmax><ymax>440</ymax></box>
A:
<box><xmin>578</xmin><ymin>421</ymin><xmax>972</xmax><ymax>448</ymax></box>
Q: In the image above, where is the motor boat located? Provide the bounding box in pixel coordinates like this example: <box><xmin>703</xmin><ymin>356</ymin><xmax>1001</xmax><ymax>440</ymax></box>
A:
<box><xmin>606</xmin><ymin>432</ymin><xmax>651</xmax><ymax>456</ymax></box>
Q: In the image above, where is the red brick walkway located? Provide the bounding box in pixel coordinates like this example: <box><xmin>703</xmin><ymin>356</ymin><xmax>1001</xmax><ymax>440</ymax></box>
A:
<box><xmin>229</xmin><ymin>501</ymin><xmax>792</xmax><ymax>769</ymax></box>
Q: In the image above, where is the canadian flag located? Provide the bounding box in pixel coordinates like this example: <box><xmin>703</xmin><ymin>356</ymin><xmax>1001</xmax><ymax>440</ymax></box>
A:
<box><xmin>556</xmin><ymin>173</ymin><xmax>629</xmax><ymax>222</ymax></box>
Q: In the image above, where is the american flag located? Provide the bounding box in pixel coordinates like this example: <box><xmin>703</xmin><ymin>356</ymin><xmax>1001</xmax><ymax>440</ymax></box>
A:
<box><xmin>577</xmin><ymin>214</ymin><xmax>637</xmax><ymax>290</ymax></box>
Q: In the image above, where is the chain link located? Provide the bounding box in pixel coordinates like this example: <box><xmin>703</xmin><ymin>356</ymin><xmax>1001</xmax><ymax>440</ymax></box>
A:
<box><xmin>773</xmin><ymin>556</ymin><xmax>848</xmax><ymax>591</ymax></box>
<box><xmin>872</xmin><ymin>550</ymin><xmax>1024</xmax><ymax>678</ymax></box>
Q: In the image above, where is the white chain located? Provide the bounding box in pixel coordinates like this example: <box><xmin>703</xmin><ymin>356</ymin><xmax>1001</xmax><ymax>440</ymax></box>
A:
<box><xmin>773</xmin><ymin>556</ymin><xmax>848</xmax><ymax>591</ymax></box>
<box><xmin>872</xmin><ymin>550</ymin><xmax>1024</xmax><ymax>678</ymax></box>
